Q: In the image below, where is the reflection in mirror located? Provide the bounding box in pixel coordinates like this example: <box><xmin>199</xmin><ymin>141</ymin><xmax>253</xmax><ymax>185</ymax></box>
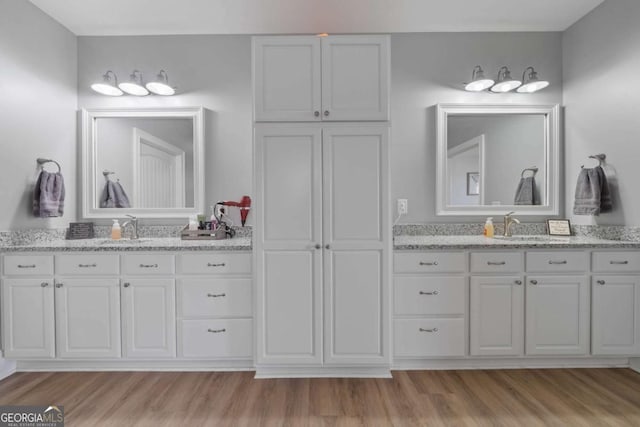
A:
<box><xmin>436</xmin><ymin>104</ymin><xmax>559</xmax><ymax>216</ymax></box>
<box><xmin>82</xmin><ymin>108</ymin><xmax>204</xmax><ymax>219</ymax></box>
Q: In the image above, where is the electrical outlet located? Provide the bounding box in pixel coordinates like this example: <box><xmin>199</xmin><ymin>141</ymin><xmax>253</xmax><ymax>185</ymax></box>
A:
<box><xmin>397</xmin><ymin>199</ymin><xmax>408</xmax><ymax>215</ymax></box>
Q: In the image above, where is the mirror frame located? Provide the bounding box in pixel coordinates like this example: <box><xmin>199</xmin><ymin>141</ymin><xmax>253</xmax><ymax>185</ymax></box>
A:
<box><xmin>81</xmin><ymin>107</ymin><xmax>205</xmax><ymax>219</ymax></box>
<box><xmin>436</xmin><ymin>104</ymin><xmax>560</xmax><ymax>216</ymax></box>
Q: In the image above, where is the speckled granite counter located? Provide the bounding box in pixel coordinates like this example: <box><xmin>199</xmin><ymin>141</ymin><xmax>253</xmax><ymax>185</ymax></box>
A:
<box><xmin>394</xmin><ymin>235</ymin><xmax>640</xmax><ymax>250</ymax></box>
<box><xmin>0</xmin><ymin>237</ymin><xmax>252</xmax><ymax>252</ymax></box>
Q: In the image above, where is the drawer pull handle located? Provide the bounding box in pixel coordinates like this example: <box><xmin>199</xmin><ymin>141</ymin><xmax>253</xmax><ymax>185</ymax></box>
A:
<box><xmin>55</xmin><ymin>283</ymin><xmax>63</xmax><ymax>288</ymax></box>
<box><xmin>17</xmin><ymin>264</ymin><xmax>36</xmax><ymax>269</ymax></box>
<box><xmin>139</xmin><ymin>263</ymin><xmax>158</xmax><ymax>268</ymax></box>
<box><xmin>123</xmin><ymin>282</ymin><xmax>131</xmax><ymax>288</ymax></box>
<box><xmin>487</xmin><ymin>261</ymin><xmax>506</xmax><ymax>266</ymax></box>
<box><xmin>419</xmin><ymin>291</ymin><xmax>439</xmax><ymax>296</ymax></box>
<box><xmin>419</xmin><ymin>261</ymin><xmax>438</xmax><ymax>266</ymax></box>
<box><xmin>610</xmin><ymin>261</ymin><xmax>629</xmax><ymax>265</ymax></box>
<box><xmin>597</xmin><ymin>280</ymin><xmax>606</xmax><ymax>285</ymax></box>
<box><xmin>207</xmin><ymin>293</ymin><xmax>226</xmax><ymax>298</ymax></box>
<box><xmin>514</xmin><ymin>280</ymin><xmax>522</xmax><ymax>285</ymax></box>
<box><xmin>41</xmin><ymin>282</ymin><xmax>49</xmax><ymax>288</ymax></box>
<box><xmin>78</xmin><ymin>263</ymin><xmax>97</xmax><ymax>268</ymax></box>
<box><xmin>419</xmin><ymin>328</ymin><xmax>438</xmax><ymax>333</ymax></box>
<box><xmin>207</xmin><ymin>328</ymin><xmax>226</xmax><ymax>333</ymax></box>
<box><xmin>530</xmin><ymin>280</ymin><xmax>538</xmax><ymax>285</ymax></box>
<box><xmin>207</xmin><ymin>263</ymin><xmax>226</xmax><ymax>267</ymax></box>
<box><xmin>548</xmin><ymin>260</ymin><xmax>568</xmax><ymax>265</ymax></box>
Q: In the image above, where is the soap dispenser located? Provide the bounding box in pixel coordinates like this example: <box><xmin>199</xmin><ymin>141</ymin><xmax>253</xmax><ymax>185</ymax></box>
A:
<box><xmin>483</xmin><ymin>217</ymin><xmax>494</xmax><ymax>238</ymax></box>
<box><xmin>111</xmin><ymin>219</ymin><xmax>122</xmax><ymax>240</ymax></box>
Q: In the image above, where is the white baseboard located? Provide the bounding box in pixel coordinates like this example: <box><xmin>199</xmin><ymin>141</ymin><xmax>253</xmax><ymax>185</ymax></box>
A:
<box><xmin>17</xmin><ymin>359</ymin><xmax>254</xmax><ymax>372</ymax></box>
<box><xmin>393</xmin><ymin>357</ymin><xmax>631</xmax><ymax>371</ymax></box>
<box><xmin>630</xmin><ymin>358</ymin><xmax>640</xmax><ymax>373</ymax></box>
<box><xmin>255</xmin><ymin>365</ymin><xmax>392</xmax><ymax>379</ymax></box>
<box><xmin>0</xmin><ymin>359</ymin><xmax>17</xmax><ymax>381</ymax></box>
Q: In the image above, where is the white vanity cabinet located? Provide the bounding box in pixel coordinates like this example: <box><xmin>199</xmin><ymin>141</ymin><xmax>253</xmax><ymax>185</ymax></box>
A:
<box><xmin>255</xmin><ymin>123</ymin><xmax>390</xmax><ymax>373</ymax></box>
<box><xmin>253</xmin><ymin>35</ymin><xmax>389</xmax><ymax>122</ymax></box>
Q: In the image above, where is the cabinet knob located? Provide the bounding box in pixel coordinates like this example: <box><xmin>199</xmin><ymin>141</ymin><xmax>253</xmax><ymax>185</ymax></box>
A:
<box><xmin>530</xmin><ymin>280</ymin><xmax>538</xmax><ymax>285</ymax></box>
<box><xmin>55</xmin><ymin>283</ymin><xmax>63</xmax><ymax>288</ymax></box>
<box><xmin>419</xmin><ymin>261</ymin><xmax>438</xmax><ymax>266</ymax></box>
<box><xmin>514</xmin><ymin>280</ymin><xmax>522</xmax><ymax>285</ymax></box>
<box><xmin>324</xmin><ymin>110</ymin><xmax>330</xmax><ymax>117</ymax></box>
<box><xmin>597</xmin><ymin>280</ymin><xmax>606</xmax><ymax>285</ymax></box>
<box><xmin>207</xmin><ymin>328</ymin><xmax>226</xmax><ymax>334</ymax></box>
<box><xmin>41</xmin><ymin>282</ymin><xmax>49</xmax><ymax>288</ymax></box>
<box><xmin>419</xmin><ymin>291</ymin><xmax>439</xmax><ymax>296</ymax></box>
<box><xmin>419</xmin><ymin>327</ymin><xmax>438</xmax><ymax>333</ymax></box>
<box><xmin>314</xmin><ymin>111</ymin><xmax>320</xmax><ymax>117</ymax></box>
<box><xmin>207</xmin><ymin>293</ymin><xmax>226</xmax><ymax>298</ymax></box>
<box><xmin>123</xmin><ymin>282</ymin><xmax>131</xmax><ymax>288</ymax></box>
<box><xmin>325</xmin><ymin>244</ymin><xmax>331</xmax><ymax>250</ymax></box>
<box><xmin>488</xmin><ymin>261</ymin><xmax>506</xmax><ymax>266</ymax></box>
<box><xmin>314</xmin><ymin>244</ymin><xmax>321</xmax><ymax>249</ymax></box>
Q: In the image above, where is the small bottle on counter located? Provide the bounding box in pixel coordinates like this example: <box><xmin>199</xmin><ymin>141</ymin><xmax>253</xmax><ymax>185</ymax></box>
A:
<box><xmin>111</xmin><ymin>219</ymin><xmax>122</xmax><ymax>240</ymax></box>
<box><xmin>483</xmin><ymin>217</ymin><xmax>494</xmax><ymax>238</ymax></box>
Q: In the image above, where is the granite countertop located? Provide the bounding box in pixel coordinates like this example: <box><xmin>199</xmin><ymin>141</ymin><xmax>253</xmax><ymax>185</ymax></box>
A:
<box><xmin>0</xmin><ymin>237</ymin><xmax>252</xmax><ymax>252</ymax></box>
<box><xmin>394</xmin><ymin>235</ymin><xmax>640</xmax><ymax>250</ymax></box>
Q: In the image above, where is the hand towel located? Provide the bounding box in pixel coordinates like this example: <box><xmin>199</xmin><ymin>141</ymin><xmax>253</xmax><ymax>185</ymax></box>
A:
<box><xmin>33</xmin><ymin>170</ymin><xmax>65</xmax><ymax>217</ymax></box>
<box><xmin>100</xmin><ymin>180</ymin><xmax>131</xmax><ymax>208</ymax></box>
<box><xmin>573</xmin><ymin>166</ymin><xmax>612</xmax><ymax>215</ymax></box>
<box><xmin>514</xmin><ymin>176</ymin><xmax>536</xmax><ymax>205</ymax></box>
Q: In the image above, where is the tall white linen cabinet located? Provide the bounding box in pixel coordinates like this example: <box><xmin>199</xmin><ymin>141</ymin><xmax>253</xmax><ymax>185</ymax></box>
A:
<box><xmin>252</xmin><ymin>35</ymin><xmax>392</xmax><ymax>377</ymax></box>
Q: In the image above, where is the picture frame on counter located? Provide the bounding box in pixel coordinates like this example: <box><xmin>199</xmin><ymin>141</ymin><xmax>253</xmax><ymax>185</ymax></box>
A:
<box><xmin>546</xmin><ymin>219</ymin><xmax>572</xmax><ymax>236</ymax></box>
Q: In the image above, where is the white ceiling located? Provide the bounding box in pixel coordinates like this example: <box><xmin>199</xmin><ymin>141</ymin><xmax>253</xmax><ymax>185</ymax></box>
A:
<box><xmin>29</xmin><ymin>0</ymin><xmax>605</xmax><ymax>36</ymax></box>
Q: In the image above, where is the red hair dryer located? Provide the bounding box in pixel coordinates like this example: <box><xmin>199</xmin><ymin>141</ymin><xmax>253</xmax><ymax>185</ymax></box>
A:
<box><xmin>216</xmin><ymin>196</ymin><xmax>251</xmax><ymax>226</ymax></box>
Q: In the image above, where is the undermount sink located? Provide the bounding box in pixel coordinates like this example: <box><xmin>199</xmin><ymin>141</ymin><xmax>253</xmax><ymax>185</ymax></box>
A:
<box><xmin>493</xmin><ymin>235</ymin><xmax>567</xmax><ymax>241</ymax></box>
<box><xmin>98</xmin><ymin>238</ymin><xmax>153</xmax><ymax>245</ymax></box>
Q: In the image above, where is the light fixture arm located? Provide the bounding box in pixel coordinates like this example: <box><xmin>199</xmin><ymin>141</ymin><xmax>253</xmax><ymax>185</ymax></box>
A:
<box><xmin>496</xmin><ymin>66</ymin><xmax>509</xmax><ymax>81</ymax></box>
<box><xmin>471</xmin><ymin>65</ymin><xmax>483</xmax><ymax>81</ymax></box>
<box><xmin>103</xmin><ymin>70</ymin><xmax>118</xmax><ymax>84</ymax></box>
<box><xmin>521</xmin><ymin>66</ymin><xmax>535</xmax><ymax>82</ymax></box>
<box><xmin>130</xmin><ymin>69</ymin><xmax>144</xmax><ymax>83</ymax></box>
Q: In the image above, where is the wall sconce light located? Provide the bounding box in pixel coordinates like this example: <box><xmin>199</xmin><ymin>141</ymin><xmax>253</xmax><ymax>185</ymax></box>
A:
<box><xmin>490</xmin><ymin>66</ymin><xmax>522</xmax><ymax>93</ymax></box>
<box><xmin>118</xmin><ymin>70</ymin><xmax>149</xmax><ymax>96</ymax></box>
<box><xmin>90</xmin><ymin>70</ymin><xmax>124</xmax><ymax>96</ymax></box>
<box><xmin>517</xmin><ymin>66</ymin><xmax>550</xmax><ymax>93</ymax></box>
<box><xmin>464</xmin><ymin>66</ymin><xmax>495</xmax><ymax>92</ymax></box>
<box><xmin>145</xmin><ymin>70</ymin><xmax>176</xmax><ymax>96</ymax></box>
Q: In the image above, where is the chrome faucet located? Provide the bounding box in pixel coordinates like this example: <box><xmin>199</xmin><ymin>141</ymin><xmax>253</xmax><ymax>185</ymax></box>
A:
<box><xmin>503</xmin><ymin>212</ymin><xmax>520</xmax><ymax>237</ymax></box>
<box><xmin>122</xmin><ymin>215</ymin><xmax>139</xmax><ymax>240</ymax></box>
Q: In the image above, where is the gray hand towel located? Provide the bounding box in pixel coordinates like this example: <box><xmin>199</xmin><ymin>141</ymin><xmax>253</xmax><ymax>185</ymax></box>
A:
<box><xmin>33</xmin><ymin>171</ymin><xmax>65</xmax><ymax>217</ymax></box>
<box><xmin>514</xmin><ymin>176</ymin><xmax>536</xmax><ymax>205</ymax></box>
<box><xmin>573</xmin><ymin>166</ymin><xmax>612</xmax><ymax>215</ymax></box>
<box><xmin>100</xmin><ymin>180</ymin><xmax>131</xmax><ymax>208</ymax></box>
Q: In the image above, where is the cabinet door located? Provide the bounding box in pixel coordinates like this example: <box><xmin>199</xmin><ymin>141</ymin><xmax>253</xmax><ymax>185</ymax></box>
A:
<box><xmin>592</xmin><ymin>275</ymin><xmax>640</xmax><ymax>355</ymax></box>
<box><xmin>323</xmin><ymin>126</ymin><xmax>390</xmax><ymax>365</ymax></box>
<box><xmin>253</xmin><ymin>36</ymin><xmax>322</xmax><ymax>122</ymax></box>
<box><xmin>55</xmin><ymin>278</ymin><xmax>121</xmax><ymax>358</ymax></box>
<box><xmin>122</xmin><ymin>279</ymin><xmax>176</xmax><ymax>358</ymax></box>
<box><xmin>255</xmin><ymin>125</ymin><xmax>323</xmax><ymax>365</ymax></box>
<box><xmin>321</xmin><ymin>35</ymin><xmax>390</xmax><ymax>121</ymax></box>
<box><xmin>526</xmin><ymin>275</ymin><xmax>590</xmax><ymax>355</ymax></box>
<box><xmin>470</xmin><ymin>276</ymin><xmax>524</xmax><ymax>356</ymax></box>
<box><xmin>2</xmin><ymin>279</ymin><xmax>55</xmax><ymax>359</ymax></box>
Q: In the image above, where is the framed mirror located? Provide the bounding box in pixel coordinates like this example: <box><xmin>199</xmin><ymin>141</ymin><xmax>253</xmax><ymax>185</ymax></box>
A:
<box><xmin>436</xmin><ymin>104</ymin><xmax>560</xmax><ymax>216</ymax></box>
<box><xmin>81</xmin><ymin>107</ymin><xmax>205</xmax><ymax>219</ymax></box>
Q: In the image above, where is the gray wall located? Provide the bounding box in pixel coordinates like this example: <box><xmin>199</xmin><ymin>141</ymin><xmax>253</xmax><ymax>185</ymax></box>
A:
<box><xmin>563</xmin><ymin>0</ymin><xmax>640</xmax><ymax>226</ymax></box>
<box><xmin>78</xmin><ymin>35</ymin><xmax>252</xmax><ymax>225</ymax></box>
<box><xmin>0</xmin><ymin>0</ymin><xmax>78</xmax><ymax>230</ymax></box>
<box><xmin>391</xmin><ymin>32</ymin><xmax>563</xmax><ymax>223</ymax></box>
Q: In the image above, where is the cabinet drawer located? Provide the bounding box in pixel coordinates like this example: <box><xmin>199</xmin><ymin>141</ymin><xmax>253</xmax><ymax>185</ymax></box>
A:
<box><xmin>394</xmin><ymin>276</ymin><xmax>466</xmax><ymax>315</ymax></box>
<box><xmin>592</xmin><ymin>252</ymin><xmax>640</xmax><ymax>273</ymax></box>
<box><xmin>394</xmin><ymin>318</ymin><xmax>466</xmax><ymax>357</ymax></box>
<box><xmin>178</xmin><ymin>319</ymin><xmax>252</xmax><ymax>358</ymax></box>
<box><xmin>177</xmin><ymin>253</ymin><xmax>251</xmax><ymax>275</ymax></box>
<box><xmin>178</xmin><ymin>278</ymin><xmax>252</xmax><ymax>318</ymax></box>
<box><xmin>394</xmin><ymin>252</ymin><xmax>466</xmax><ymax>274</ymax></box>
<box><xmin>3</xmin><ymin>255</ymin><xmax>54</xmax><ymax>276</ymax></box>
<box><xmin>526</xmin><ymin>251</ymin><xmax>588</xmax><ymax>273</ymax></box>
<box><xmin>470</xmin><ymin>252</ymin><xmax>523</xmax><ymax>274</ymax></box>
<box><xmin>56</xmin><ymin>254</ymin><xmax>119</xmax><ymax>275</ymax></box>
<box><xmin>122</xmin><ymin>254</ymin><xmax>175</xmax><ymax>275</ymax></box>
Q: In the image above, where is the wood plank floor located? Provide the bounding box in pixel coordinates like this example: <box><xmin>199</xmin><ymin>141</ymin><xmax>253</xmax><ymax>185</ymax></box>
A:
<box><xmin>1</xmin><ymin>369</ymin><xmax>640</xmax><ymax>426</ymax></box>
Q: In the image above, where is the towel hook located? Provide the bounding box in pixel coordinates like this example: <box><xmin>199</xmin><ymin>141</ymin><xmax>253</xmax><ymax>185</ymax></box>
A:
<box><xmin>521</xmin><ymin>166</ymin><xmax>538</xmax><ymax>178</ymax></box>
<box><xmin>582</xmin><ymin>153</ymin><xmax>606</xmax><ymax>168</ymax></box>
<box><xmin>36</xmin><ymin>158</ymin><xmax>61</xmax><ymax>173</ymax></box>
